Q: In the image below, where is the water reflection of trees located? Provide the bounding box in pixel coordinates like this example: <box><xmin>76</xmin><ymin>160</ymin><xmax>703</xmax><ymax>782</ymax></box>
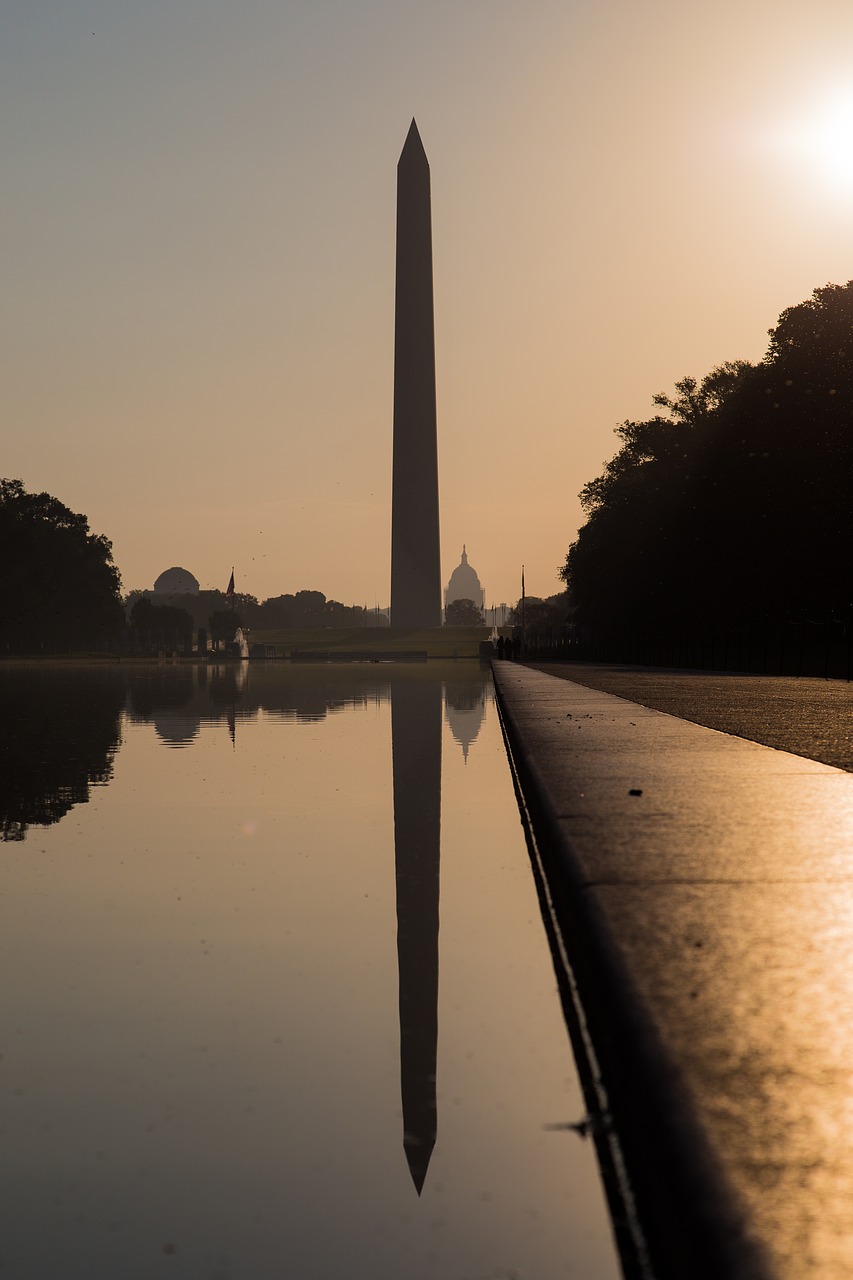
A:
<box><xmin>0</xmin><ymin>663</ymin><xmax>492</xmax><ymax>841</ymax></box>
<box><xmin>120</xmin><ymin>662</ymin><xmax>492</xmax><ymax>742</ymax></box>
<box><xmin>0</xmin><ymin>659</ymin><xmax>493</xmax><ymax>843</ymax></box>
<box><xmin>0</xmin><ymin>665</ymin><xmax>124</xmax><ymax>841</ymax></box>
<box><xmin>123</xmin><ymin>663</ymin><xmax>394</xmax><ymax>737</ymax></box>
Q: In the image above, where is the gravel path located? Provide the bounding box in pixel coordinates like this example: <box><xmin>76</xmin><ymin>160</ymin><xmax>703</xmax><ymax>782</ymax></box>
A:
<box><xmin>525</xmin><ymin>662</ymin><xmax>853</xmax><ymax>773</ymax></box>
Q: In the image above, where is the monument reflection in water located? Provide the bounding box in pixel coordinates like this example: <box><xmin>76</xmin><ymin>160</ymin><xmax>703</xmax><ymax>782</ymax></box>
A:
<box><xmin>0</xmin><ymin>662</ymin><xmax>619</xmax><ymax>1280</ymax></box>
<box><xmin>391</xmin><ymin>675</ymin><xmax>442</xmax><ymax>1192</ymax></box>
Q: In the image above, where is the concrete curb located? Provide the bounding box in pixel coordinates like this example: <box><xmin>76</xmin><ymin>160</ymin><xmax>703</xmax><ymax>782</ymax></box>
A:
<box><xmin>492</xmin><ymin>661</ymin><xmax>776</xmax><ymax>1280</ymax></box>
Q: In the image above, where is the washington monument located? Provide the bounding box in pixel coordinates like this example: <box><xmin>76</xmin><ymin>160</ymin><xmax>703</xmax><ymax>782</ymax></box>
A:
<box><xmin>391</xmin><ymin>119</ymin><xmax>442</xmax><ymax>628</ymax></box>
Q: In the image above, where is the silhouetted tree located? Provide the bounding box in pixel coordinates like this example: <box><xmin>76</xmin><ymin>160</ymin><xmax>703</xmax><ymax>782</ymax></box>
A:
<box><xmin>233</xmin><ymin>593</ymin><xmax>260</xmax><ymax>623</ymax></box>
<box><xmin>208</xmin><ymin>608</ymin><xmax>243</xmax><ymax>647</ymax></box>
<box><xmin>124</xmin><ymin>589</ymin><xmax>242</xmax><ymax>631</ymax></box>
<box><xmin>254</xmin><ymin>590</ymin><xmax>335</xmax><ymax>628</ymax></box>
<box><xmin>0</xmin><ymin>478</ymin><xmax>125</xmax><ymax>652</ymax></box>
<box><xmin>129</xmin><ymin>598</ymin><xmax>193</xmax><ymax>652</ymax></box>
<box><xmin>125</xmin><ymin>587</ymin><xmax>388</xmax><ymax>632</ymax></box>
<box><xmin>507</xmin><ymin>592</ymin><xmax>569</xmax><ymax>631</ymax></box>
<box><xmin>562</xmin><ymin>280</ymin><xmax>853</xmax><ymax>633</ymax></box>
<box><xmin>445</xmin><ymin>598</ymin><xmax>485</xmax><ymax>626</ymax></box>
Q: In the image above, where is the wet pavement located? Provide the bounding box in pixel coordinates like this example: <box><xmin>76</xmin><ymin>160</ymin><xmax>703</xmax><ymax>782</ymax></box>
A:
<box><xmin>493</xmin><ymin>661</ymin><xmax>853</xmax><ymax>1280</ymax></box>
<box><xmin>526</xmin><ymin>662</ymin><xmax>853</xmax><ymax>772</ymax></box>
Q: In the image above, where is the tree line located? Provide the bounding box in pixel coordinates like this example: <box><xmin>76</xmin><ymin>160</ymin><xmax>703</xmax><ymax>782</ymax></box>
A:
<box><xmin>562</xmin><ymin>281</ymin><xmax>853</xmax><ymax>635</ymax></box>
<box><xmin>0</xmin><ymin>479</ymin><xmax>397</xmax><ymax>654</ymax></box>
<box><xmin>0</xmin><ymin>479</ymin><xmax>125</xmax><ymax>653</ymax></box>
<box><xmin>124</xmin><ymin>587</ymin><xmax>389</xmax><ymax>633</ymax></box>
<box><xmin>0</xmin><ymin>476</ymin><xmax>495</xmax><ymax>653</ymax></box>
<box><xmin>125</xmin><ymin>589</ymin><xmax>391</xmax><ymax>651</ymax></box>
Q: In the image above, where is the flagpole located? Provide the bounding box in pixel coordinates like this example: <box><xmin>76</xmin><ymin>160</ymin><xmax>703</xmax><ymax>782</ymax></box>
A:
<box><xmin>521</xmin><ymin>565</ymin><xmax>525</xmax><ymax>654</ymax></box>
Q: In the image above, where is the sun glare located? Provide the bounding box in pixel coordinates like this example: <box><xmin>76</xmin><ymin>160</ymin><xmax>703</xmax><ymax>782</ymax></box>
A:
<box><xmin>769</xmin><ymin>87</ymin><xmax>853</xmax><ymax>196</ymax></box>
<box><xmin>809</xmin><ymin>92</ymin><xmax>853</xmax><ymax>187</ymax></box>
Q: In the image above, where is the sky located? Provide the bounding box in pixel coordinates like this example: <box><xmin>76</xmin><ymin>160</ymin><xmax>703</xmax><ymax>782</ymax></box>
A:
<box><xmin>5</xmin><ymin>0</ymin><xmax>853</xmax><ymax>608</ymax></box>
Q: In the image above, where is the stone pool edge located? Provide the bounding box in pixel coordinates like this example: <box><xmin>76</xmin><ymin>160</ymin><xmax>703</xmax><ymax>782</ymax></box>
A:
<box><xmin>491</xmin><ymin>660</ymin><xmax>775</xmax><ymax>1280</ymax></box>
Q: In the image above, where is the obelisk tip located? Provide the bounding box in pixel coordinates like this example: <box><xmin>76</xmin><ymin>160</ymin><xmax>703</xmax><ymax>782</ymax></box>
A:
<box><xmin>400</xmin><ymin>117</ymin><xmax>427</xmax><ymax>165</ymax></box>
<box><xmin>404</xmin><ymin>1133</ymin><xmax>435</xmax><ymax>1195</ymax></box>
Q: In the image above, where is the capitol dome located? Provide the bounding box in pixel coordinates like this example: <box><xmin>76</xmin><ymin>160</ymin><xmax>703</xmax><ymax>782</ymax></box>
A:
<box><xmin>153</xmin><ymin>566</ymin><xmax>200</xmax><ymax>595</ymax></box>
<box><xmin>444</xmin><ymin>546</ymin><xmax>485</xmax><ymax>611</ymax></box>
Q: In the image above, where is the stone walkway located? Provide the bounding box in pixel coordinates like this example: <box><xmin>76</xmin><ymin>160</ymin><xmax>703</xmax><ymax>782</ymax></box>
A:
<box><xmin>493</xmin><ymin>661</ymin><xmax>853</xmax><ymax>1280</ymax></box>
<box><xmin>526</xmin><ymin>661</ymin><xmax>853</xmax><ymax>772</ymax></box>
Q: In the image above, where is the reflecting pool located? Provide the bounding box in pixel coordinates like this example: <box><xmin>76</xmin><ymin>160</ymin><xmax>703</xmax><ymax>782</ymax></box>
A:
<box><xmin>0</xmin><ymin>661</ymin><xmax>621</xmax><ymax>1279</ymax></box>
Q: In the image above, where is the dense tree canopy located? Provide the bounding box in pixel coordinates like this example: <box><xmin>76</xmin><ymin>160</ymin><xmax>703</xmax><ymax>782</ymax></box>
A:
<box><xmin>445</xmin><ymin>597</ymin><xmax>485</xmax><ymax>626</ymax></box>
<box><xmin>129</xmin><ymin>598</ymin><xmax>194</xmax><ymax>651</ymax></box>
<box><xmin>208</xmin><ymin>609</ymin><xmax>243</xmax><ymax>646</ymax></box>
<box><xmin>248</xmin><ymin>591</ymin><xmax>383</xmax><ymax>629</ymax></box>
<box><xmin>0</xmin><ymin>479</ymin><xmax>124</xmax><ymax>652</ymax></box>
<box><xmin>562</xmin><ymin>282</ymin><xmax>853</xmax><ymax>631</ymax></box>
<box><xmin>125</xmin><ymin>587</ymin><xmax>385</xmax><ymax>631</ymax></box>
<box><xmin>507</xmin><ymin>592</ymin><xmax>569</xmax><ymax>632</ymax></box>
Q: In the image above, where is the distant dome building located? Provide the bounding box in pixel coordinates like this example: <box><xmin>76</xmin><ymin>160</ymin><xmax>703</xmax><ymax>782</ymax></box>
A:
<box><xmin>153</xmin><ymin>566</ymin><xmax>200</xmax><ymax>595</ymax></box>
<box><xmin>444</xmin><ymin>546</ymin><xmax>485</xmax><ymax>614</ymax></box>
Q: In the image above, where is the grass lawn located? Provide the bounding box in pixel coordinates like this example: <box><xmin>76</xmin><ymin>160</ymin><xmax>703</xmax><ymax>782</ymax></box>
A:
<box><xmin>248</xmin><ymin>625</ymin><xmax>494</xmax><ymax>659</ymax></box>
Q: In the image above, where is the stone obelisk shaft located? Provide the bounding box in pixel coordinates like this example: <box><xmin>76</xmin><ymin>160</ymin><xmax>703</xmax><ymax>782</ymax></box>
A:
<box><xmin>391</xmin><ymin>119</ymin><xmax>441</xmax><ymax>629</ymax></box>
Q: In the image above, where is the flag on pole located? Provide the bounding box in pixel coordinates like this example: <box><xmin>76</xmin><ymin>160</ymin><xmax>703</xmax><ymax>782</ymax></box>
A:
<box><xmin>226</xmin><ymin>569</ymin><xmax>235</xmax><ymax>599</ymax></box>
<box><xmin>521</xmin><ymin>565</ymin><xmax>526</xmax><ymax>648</ymax></box>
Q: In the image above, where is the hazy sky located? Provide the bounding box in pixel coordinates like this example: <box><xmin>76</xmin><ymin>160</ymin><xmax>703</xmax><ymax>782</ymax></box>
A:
<box><xmin>5</xmin><ymin>0</ymin><xmax>853</xmax><ymax>607</ymax></box>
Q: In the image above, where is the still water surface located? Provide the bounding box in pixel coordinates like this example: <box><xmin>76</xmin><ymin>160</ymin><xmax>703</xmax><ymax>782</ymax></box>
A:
<box><xmin>1</xmin><ymin>662</ymin><xmax>620</xmax><ymax>1279</ymax></box>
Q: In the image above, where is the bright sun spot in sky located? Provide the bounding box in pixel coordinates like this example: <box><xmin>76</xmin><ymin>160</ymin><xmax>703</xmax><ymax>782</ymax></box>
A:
<box><xmin>770</xmin><ymin>87</ymin><xmax>853</xmax><ymax>195</ymax></box>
